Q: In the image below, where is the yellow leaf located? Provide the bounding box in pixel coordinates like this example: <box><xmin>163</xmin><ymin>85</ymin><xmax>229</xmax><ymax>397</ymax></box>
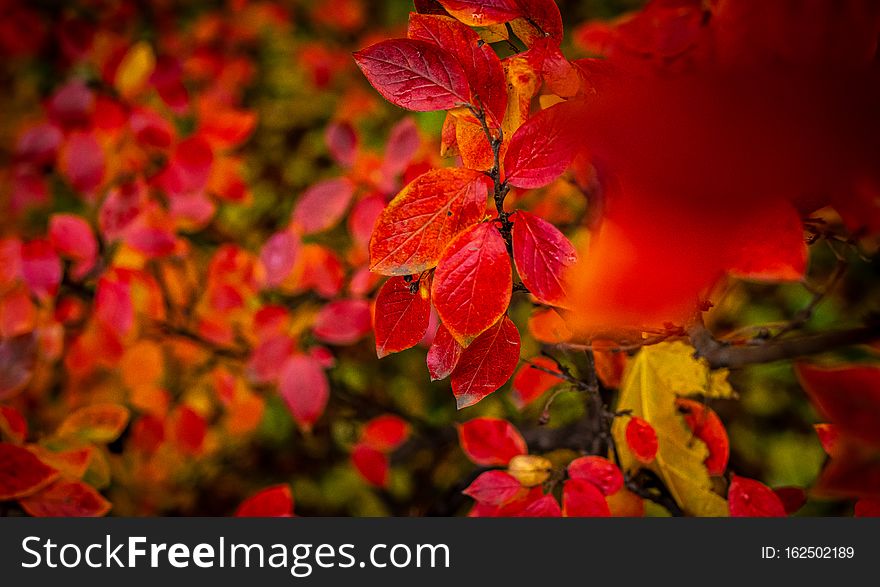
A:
<box><xmin>613</xmin><ymin>342</ymin><xmax>731</xmax><ymax>516</ymax></box>
<box><xmin>507</xmin><ymin>454</ymin><xmax>552</xmax><ymax>487</ymax></box>
<box><xmin>475</xmin><ymin>24</ymin><xmax>509</xmax><ymax>44</ymax></box>
<box><xmin>56</xmin><ymin>404</ymin><xmax>131</xmax><ymax>444</ymax></box>
<box><xmin>115</xmin><ymin>41</ymin><xmax>155</xmax><ymax>99</ymax></box>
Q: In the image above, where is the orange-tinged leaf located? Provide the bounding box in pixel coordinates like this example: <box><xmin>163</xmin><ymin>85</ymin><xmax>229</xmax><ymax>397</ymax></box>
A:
<box><xmin>607</xmin><ymin>488</ymin><xmax>645</xmax><ymax>517</ymax></box>
<box><xmin>814</xmin><ymin>423</ymin><xmax>839</xmax><ymax>455</ymax></box>
<box><xmin>592</xmin><ymin>339</ymin><xmax>627</xmax><ymax>388</ymax></box>
<box><xmin>291</xmin><ymin>178</ymin><xmax>355</xmax><ymax>235</ymax></box>
<box><xmin>279</xmin><ymin>354</ymin><xmax>329</xmax><ymax>431</ymax></box>
<box><xmin>114</xmin><ymin>41</ymin><xmax>155</xmax><ymax>98</ymax></box>
<box><xmin>28</xmin><ymin>446</ymin><xmax>92</xmax><ymax>479</ymax></box>
<box><xmin>567</xmin><ymin>456</ymin><xmax>623</xmax><ymax>496</ymax></box>
<box><xmin>351</xmin><ymin>442</ymin><xmax>389</xmax><ymax>487</ymax></box>
<box><xmin>504</xmin><ymin>102</ymin><xmax>575</xmax><ymax>189</ymax></box>
<box><xmin>18</xmin><ymin>479</ymin><xmax>111</xmax><ymax>517</ymax></box>
<box><xmin>361</xmin><ymin>415</ymin><xmax>411</xmax><ymax>452</ymax></box>
<box><xmin>0</xmin><ymin>442</ymin><xmax>58</xmax><ymax>500</ymax></box>
<box><xmin>510</xmin><ymin>0</ymin><xmax>564</xmax><ymax>47</ymax></box>
<box><xmin>235</xmin><ymin>484</ymin><xmax>294</xmax><ymax>517</ymax></box>
<box><xmin>511</xmin><ymin>357</ymin><xmax>561</xmax><ymax>408</ymax></box>
<box><xmin>463</xmin><ymin>470</ymin><xmax>524</xmax><ymax>505</ymax></box>
<box><xmin>0</xmin><ymin>405</ymin><xmax>27</xmax><ymax>443</ymax></box>
<box><xmin>432</xmin><ymin>223</ymin><xmax>511</xmax><ymax>346</ymax></box>
<box><xmin>562</xmin><ymin>478</ymin><xmax>611</xmax><ymax>517</ymax></box>
<box><xmin>451</xmin><ymin>315</ymin><xmax>521</xmax><ymax>408</ymax></box>
<box><xmin>728</xmin><ymin>475</ymin><xmax>786</xmax><ymax>517</ymax></box>
<box><xmin>458</xmin><ymin>417</ymin><xmax>527</xmax><ymax>466</ymax></box>
<box><xmin>172</xmin><ymin>405</ymin><xmax>206</xmax><ymax>455</ymax></box>
<box><xmin>527</xmin><ymin>307</ymin><xmax>573</xmax><ymax>343</ymax></box>
<box><xmin>426</xmin><ymin>322</ymin><xmax>463</xmax><ymax>380</ymax></box>
<box><xmin>56</xmin><ymin>403</ymin><xmax>130</xmax><ymax>444</ymax></box>
<box><xmin>511</xmin><ymin>210</ymin><xmax>576</xmax><ymax>306</ymax></box>
<box><xmin>354</xmin><ymin>39</ymin><xmax>471</xmax><ymax>112</ymax></box>
<box><xmin>374</xmin><ymin>276</ymin><xmax>432</xmax><ymax>358</ymax></box>
<box><xmin>677</xmin><ymin>398</ymin><xmax>730</xmax><ymax>476</ymax></box>
<box><xmin>437</xmin><ymin>0</ymin><xmax>523</xmax><ymax>26</ymax></box>
<box><xmin>369</xmin><ymin>168</ymin><xmax>489</xmax><ymax>276</ymax></box>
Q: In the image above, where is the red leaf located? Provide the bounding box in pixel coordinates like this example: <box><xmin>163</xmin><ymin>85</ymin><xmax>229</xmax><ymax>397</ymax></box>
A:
<box><xmin>437</xmin><ymin>0</ymin><xmax>523</xmax><ymax>26</ymax></box>
<box><xmin>516</xmin><ymin>494</ymin><xmax>562</xmax><ymax>517</ymax></box>
<box><xmin>625</xmin><ymin>416</ymin><xmax>658</xmax><ymax>464</ymax></box>
<box><xmin>48</xmin><ymin>80</ymin><xmax>94</xmax><ymax>130</ymax></box>
<box><xmin>15</xmin><ymin>123</ymin><xmax>62</xmax><ymax>166</ymax></box>
<box><xmin>796</xmin><ymin>364</ymin><xmax>880</xmax><ymax>446</ymax></box>
<box><xmin>291</xmin><ymin>178</ymin><xmax>355</xmax><ymax>235</ymax></box>
<box><xmin>374</xmin><ymin>276</ymin><xmax>432</xmax><ymax>358</ymax></box>
<box><xmin>247</xmin><ymin>335</ymin><xmax>294</xmax><ymax>384</ymax></box>
<box><xmin>728</xmin><ymin>475</ymin><xmax>787</xmax><ymax>517</ymax></box>
<box><xmin>94</xmin><ymin>275</ymin><xmax>133</xmax><ymax>334</ymax></box>
<box><xmin>279</xmin><ymin>354</ymin><xmax>329</xmax><ymax>431</ymax></box>
<box><xmin>774</xmin><ymin>487</ymin><xmax>807</xmax><ymax>515</ymax></box>
<box><xmin>432</xmin><ymin>223</ymin><xmax>511</xmax><ymax>346</ymax></box>
<box><xmin>408</xmin><ymin>14</ymin><xmax>507</xmax><ymax>126</ymax></box>
<box><xmin>0</xmin><ymin>405</ymin><xmax>27</xmax><ymax>443</ymax></box>
<box><xmin>814</xmin><ymin>423</ymin><xmax>840</xmax><ymax>455</ymax></box>
<box><xmin>21</xmin><ymin>239</ymin><xmax>61</xmax><ymax>300</ymax></box>
<box><xmin>511</xmin><ymin>210</ymin><xmax>577</xmax><ymax>306</ymax></box>
<box><xmin>48</xmin><ymin>214</ymin><xmax>97</xmax><ymax>278</ymax></box>
<box><xmin>562</xmin><ymin>478</ymin><xmax>611</xmax><ymax>517</ymax></box>
<box><xmin>172</xmin><ymin>406</ymin><xmax>206</xmax><ymax>455</ymax></box>
<box><xmin>450</xmin><ymin>315</ymin><xmax>521</xmax><ymax>408</ymax></box>
<box><xmin>361</xmin><ymin>415</ymin><xmax>411</xmax><ymax>452</ymax></box>
<box><xmin>354</xmin><ymin>39</ymin><xmax>471</xmax><ymax>112</ymax></box>
<box><xmin>351</xmin><ymin>443</ymin><xmax>389</xmax><ymax>487</ymax></box>
<box><xmin>503</xmin><ymin>103</ymin><xmax>575</xmax><ymax>189</ymax></box>
<box><xmin>511</xmin><ymin>0</ymin><xmax>564</xmax><ymax>47</ymax></box>
<box><xmin>0</xmin><ymin>442</ymin><xmax>58</xmax><ymax>500</ymax></box>
<box><xmin>348</xmin><ymin>195</ymin><xmax>386</xmax><ymax>251</ymax></box>
<box><xmin>463</xmin><ymin>470</ymin><xmax>523</xmax><ymax>505</ymax></box>
<box><xmin>511</xmin><ymin>357</ymin><xmax>560</xmax><ymax>408</ymax></box>
<box><xmin>325</xmin><ymin>121</ymin><xmax>358</xmax><ymax>167</ymax></box>
<box><xmin>259</xmin><ymin>230</ymin><xmax>300</xmax><ymax>288</ymax></box>
<box><xmin>426</xmin><ymin>322</ymin><xmax>463</xmax><ymax>380</ymax></box>
<box><xmin>313</xmin><ymin>299</ymin><xmax>372</xmax><ymax>345</ymax></box>
<box><xmin>235</xmin><ymin>484</ymin><xmax>294</xmax><ymax>517</ymax></box>
<box><xmin>381</xmin><ymin>118</ymin><xmax>421</xmax><ymax>180</ymax></box>
<box><xmin>18</xmin><ymin>479</ymin><xmax>111</xmax><ymax>517</ymax></box>
<box><xmin>567</xmin><ymin>456</ymin><xmax>624</xmax><ymax>496</ymax></box>
<box><xmin>726</xmin><ymin>199</ymin><xmax>807</xmax><ymax>282</ymax></box>
<box><xmin>458</xmin><ymin>417</ymin><xmax>527</xmax><ymax>466</ymax></box>
<box><xmin>676</xmin><ymin>398</ymin><xmax>730</xmax><ymax>476</ymax></box>
<box><xmin>369</xmin><ymin>168</ymin><xmax>489</xmax><ymax>276</ymax></box>
<box><xmin>60</xmin><ymin>131</ymin><xmax>105</xmax><ymax>193</ymax></box>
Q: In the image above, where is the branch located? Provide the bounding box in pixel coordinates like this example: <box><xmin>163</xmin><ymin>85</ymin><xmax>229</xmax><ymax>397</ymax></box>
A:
<box><xmin>688</xmin><ymin>320</ymin><xmax>880</xmax><ymax>370</ymax></box>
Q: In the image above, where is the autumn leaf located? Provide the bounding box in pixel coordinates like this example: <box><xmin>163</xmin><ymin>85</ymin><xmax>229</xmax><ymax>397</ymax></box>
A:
<box><xmin>18</xmin><ymin>479</ymin><xmax>111</xmax><ymax>517</ymax></box>
<box><xmin>351</xmin><ymin>443</ymin><xmax>390</xmax><ymax>487</ymax></box>
<box><xmin>325</xmin><ymin>121</ymin><xmax>358</xmax><ymax>168</ymax></box>
<box><xmin>408</xmin><ymin>13</ymin><xmax>507</xmax><ymax>126</ymax></box>
<box><xmin>728</xmin><ymin>475</ymin><xmax>786</xmax><ymax>518</ymax></box>
<box><xmin>463</xmin><ymin>470</ymin><xmax>524</xmax><ymax>506</ymax></box>
<box><xmin>235</xmin><ymin>484</ymin><xmax>294</xmax><ymax>517</ymax></box>
<box><xmin>369</xmin><ymin>168</ymin><xmax>489</xmax><ymax>276</ymax></box>
<box><xmin>0</xmin><ymin>442</ymin><xmax>58</xmax><ymax>500</ymax></box>
<box><xmin>458</xmin><ymin>417</ymin><xmax>527</xmax><ymax>466</ymax></box>
<box><xmin>625</xmin><ymin>417</ymin><xmax>658</xmax><ymax>464</ymax></box>
<box><xmin>562</xmin><ymin>479</ymin><xmax>611</xmax><ymax>517</ymax></box>
<box><xmin>279</xmin><ymin>354</ymin><xmax>329</xmax><ymax>431</ymax></box>
<box><xmin>612</xmin><ymin>342</ymin><xmax>733</xmax><ymax>516</ymax></box>
<box><xmin>511</xmin><ymin>356</ymin><xmax>561</xmax><ymax>408</ymax></box>
<box><xmin>56</xmin><ymin>403</ymin><xmax>130</xmax><ymax>444</ymax></box>
<box><xmin>437</xmin><ymin>0</ymin><xmax>523</xmax><ymax>27</ymax></box>
<box><xmin>567</xmin><ymin>456</ymin><xmax>624</xmax><ymax>496</ymax></box>
<box><xmin>677</xmin><ymin>398</ymin><xmax>730</xmax><ymax>476</ymax></box>
<box><xmin>374</xmin><ymin>276</ymin><xmax>432</xmax><ymax>358</ymax></box>
<box><xmin>432</xmin><ymin>222</ymin><xmax>511</xmax><ymax>346</ymax></box>
<box><xmin>426</xmin><ymin>322</ymin><xmax>464</xmax><ymax>381</ymax></box>
<box><xmin>506</xmin><ymin>454</ymin><xmax>552</xmax><ymax>487</ymax></box>
<box><xmin>361</xmin><ymin>415</ymin><xmax>411</xmax><ymax>452</ymax></box>
<box><xmin>511</xmin><ymin>210</ymin><xmax>576</xmax><ymax>306</ymax></box>
<box><xmin>114</xmin><ymin>41</ymin><xmax>155</xmax><ymax>99</ymax></box>
<box><xmin>503</xmin><ymin>102</ymin><xmax>575</xmax><ymax>189</ymax></box>
<box><xmin>291</xmin><ymin>178</ymin><xmax>355</xmax><ymax>235</ymax></box>
<box><xmin>312</xmin><ymin>299</ymin><xmax>372</xmax><ymax>345</ymax></box>
<box><xmin>354</xmin><ymin>39</ymin><xmax>471</xmax><ymax>112</ymax></box>
<box><xmin>796</xmin><ymin>363</ymin><xmax>880</xmax><ymax>446</ymax></box>
<box><xmin>450</xmin><ymin>315</ymin><xmax>521</xmax><ymax>408</ymax></box>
